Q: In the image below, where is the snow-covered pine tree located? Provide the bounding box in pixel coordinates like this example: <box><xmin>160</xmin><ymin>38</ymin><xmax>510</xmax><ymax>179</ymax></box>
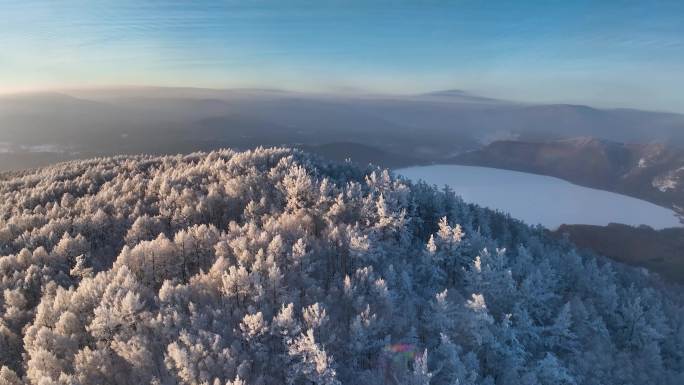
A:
<box><xmin>0</xmin><ymin>147</ymin><xmax>681</xmax><ymax>385</ymax></box>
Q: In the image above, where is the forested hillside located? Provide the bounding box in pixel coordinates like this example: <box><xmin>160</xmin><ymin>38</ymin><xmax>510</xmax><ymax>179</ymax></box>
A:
<box><xmin>0</xmin><ymin>148</ymin><xmax>682</xmax><ymax>385</ymax></box>
<box><xmin>555</xmin><ymin>223</ymin><xmax>684</xmax><ymax>284</ymax></box>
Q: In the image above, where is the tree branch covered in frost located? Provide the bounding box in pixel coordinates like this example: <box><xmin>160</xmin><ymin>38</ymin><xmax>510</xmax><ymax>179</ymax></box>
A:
<box><xmin>0</xmin><ymin>147</ymin><xmax>682</xmax><ymax>385</ymax></box>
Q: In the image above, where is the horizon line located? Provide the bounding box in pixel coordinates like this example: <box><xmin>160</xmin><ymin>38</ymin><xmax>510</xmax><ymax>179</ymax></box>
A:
<box><xmin>1</xmin><ymin>84</ymin><xmax>682</xmax><ymax>115</ymax></box>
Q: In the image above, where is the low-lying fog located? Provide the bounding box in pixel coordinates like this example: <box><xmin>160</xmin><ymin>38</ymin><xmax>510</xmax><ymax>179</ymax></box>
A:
<box><xmin>398</xmin><ymin>165</ymin><xmax>682</xmax><ymax>229</ymax></box>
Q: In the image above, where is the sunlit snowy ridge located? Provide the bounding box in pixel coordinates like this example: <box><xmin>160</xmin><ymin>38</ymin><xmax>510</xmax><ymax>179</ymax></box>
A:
<box><xmin>0</xmin><ymin>148</ymin><xmax>682</xmax><ymax>385</ymax></box>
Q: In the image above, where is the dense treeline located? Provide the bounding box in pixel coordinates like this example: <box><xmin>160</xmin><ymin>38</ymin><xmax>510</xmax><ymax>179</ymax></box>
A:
<box><xmin>0</xmin><ymin>147</ymin><xmax>682</xmax><ymax>385</ymax></box>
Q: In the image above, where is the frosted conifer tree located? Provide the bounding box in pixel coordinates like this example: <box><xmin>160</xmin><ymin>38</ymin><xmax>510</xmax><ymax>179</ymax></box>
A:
<box><xmin>0</xmin><ymin>147</ymin><xmax>681</xmax><ymax>384</ymax></box>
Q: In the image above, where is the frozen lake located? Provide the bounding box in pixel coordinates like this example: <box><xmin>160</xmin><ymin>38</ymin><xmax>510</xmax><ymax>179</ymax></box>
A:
<box><xmin>397</xmin><ymin>165</ymin><xmax>682</xmax><ymax>229</ymax></box>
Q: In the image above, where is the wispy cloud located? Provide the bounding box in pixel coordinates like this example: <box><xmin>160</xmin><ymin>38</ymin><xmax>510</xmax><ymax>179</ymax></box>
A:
<box><xmin>0</xmin><ymin>0</ymin><xmax>682</xmax><ymax>111</ymax></box>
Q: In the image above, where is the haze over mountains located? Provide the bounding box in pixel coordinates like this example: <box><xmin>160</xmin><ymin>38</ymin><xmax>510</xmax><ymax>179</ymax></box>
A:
<box><xmin>2</xmin><ymin>87</ymin><xmax>684</xmax><ymax>173</ymax></box>
<box><xmin>3</xmin><ymin>87</ymin><xmax>684</xmax><ymax>228</ymax></box>
<box><xmin>4</xmin><ymin>87</ymin><xmax>684</xmax><ymax>224</ymax></box>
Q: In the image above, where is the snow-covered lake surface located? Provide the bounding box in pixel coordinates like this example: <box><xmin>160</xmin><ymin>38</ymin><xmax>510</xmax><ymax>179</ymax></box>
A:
<box><xmin>397</xmin><ymin>164</ymin><xmax>682</xmax><ymax>229</ymax></box>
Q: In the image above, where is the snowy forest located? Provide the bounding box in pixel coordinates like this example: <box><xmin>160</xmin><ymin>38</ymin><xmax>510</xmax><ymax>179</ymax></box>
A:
<box><xmin>0</xmin><ymin>147</ymin><xmax>682</xmax><ymax>385</ymax></box>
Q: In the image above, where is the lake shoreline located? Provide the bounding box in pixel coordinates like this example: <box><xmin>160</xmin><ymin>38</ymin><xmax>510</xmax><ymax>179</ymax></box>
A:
<box><xmin>397</xmin><ymin>164</ymin><xmax>682</xmax><ymax>230</ymax></box>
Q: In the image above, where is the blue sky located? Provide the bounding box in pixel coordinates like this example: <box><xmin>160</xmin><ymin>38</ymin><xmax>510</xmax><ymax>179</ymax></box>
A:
<box><xmin>1</xmin><ymin>0</ymin><xmax>683</xmax><ymax>111</ymax></box>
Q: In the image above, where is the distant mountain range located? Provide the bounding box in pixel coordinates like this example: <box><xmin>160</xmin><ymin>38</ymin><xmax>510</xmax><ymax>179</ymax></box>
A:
<box><xmin>2</xmin><ymin>87</ymin><xmax>684</xmax><ymax>171</ymax></box>
<box><xmin>2</xmin><ymin>87</ymin><xmax>684</xmax><ymax>215</ymax></box>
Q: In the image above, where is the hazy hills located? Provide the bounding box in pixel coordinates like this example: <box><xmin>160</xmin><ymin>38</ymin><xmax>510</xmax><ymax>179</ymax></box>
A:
<box><xmin>2</xmin><ymin>87</ymin><xmax>684</xmax><ymax>173</ymax></box>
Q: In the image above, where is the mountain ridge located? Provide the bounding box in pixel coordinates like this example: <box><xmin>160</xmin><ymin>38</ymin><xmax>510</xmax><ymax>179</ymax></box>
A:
<box><xmin>0</xmin><ymin>147</ymin><xmax>682</xmax><ymax>384</ymax></box>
